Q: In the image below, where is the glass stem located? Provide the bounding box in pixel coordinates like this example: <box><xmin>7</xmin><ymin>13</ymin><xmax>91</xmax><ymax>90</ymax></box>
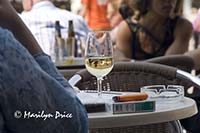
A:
<box><xmin>97</xmin><ymin>77</ymin><xmax>103</xmax><ymax>96</ymax></box>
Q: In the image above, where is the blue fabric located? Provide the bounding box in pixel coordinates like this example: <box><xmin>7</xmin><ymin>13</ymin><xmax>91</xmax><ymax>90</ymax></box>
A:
<box><xmin>33</xmin><ymin>53</ymin><xmax>75</xmax><ymax>94</ymax></box>
<box><xmin>0</xmin><ymin>27</ymin><xmax>88</xmax><ymax>133</ymax></box>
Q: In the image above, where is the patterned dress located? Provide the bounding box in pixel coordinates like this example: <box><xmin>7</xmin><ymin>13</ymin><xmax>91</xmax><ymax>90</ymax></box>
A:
<box><xmin>0</xmin><ymin>27</ymin><xmax>88</xmax><ymax>133</ymax></box>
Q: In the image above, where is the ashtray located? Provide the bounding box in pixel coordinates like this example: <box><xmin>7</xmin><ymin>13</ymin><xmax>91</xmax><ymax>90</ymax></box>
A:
<box><xmin>140</xmin><ymin>85</ymin><xmax>184</xmax><ymax>102</ymax></box>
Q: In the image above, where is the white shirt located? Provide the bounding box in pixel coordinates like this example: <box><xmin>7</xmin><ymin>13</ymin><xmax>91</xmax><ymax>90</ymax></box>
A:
<box><xmin>20</xmin><ymin>1</ymin><xmax>90</xmax><ymax>55</ymax></box>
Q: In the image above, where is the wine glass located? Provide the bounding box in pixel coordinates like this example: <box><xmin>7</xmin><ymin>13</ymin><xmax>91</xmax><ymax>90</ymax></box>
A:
<box><xmin>85</xmin><ymin>31</ymin><xmax>114</xmax><ymax>96</ymax></box>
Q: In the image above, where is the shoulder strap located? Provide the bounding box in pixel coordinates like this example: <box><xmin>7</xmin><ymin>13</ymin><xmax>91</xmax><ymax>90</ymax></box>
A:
<box><xmin>137</xmin><ymin>23</ymin><xmax>162</xmax><ymax>45</ymax></box>
<box><xmin>125</xmin><ymin>17</ymin><xmax>138</xmax><ymax>59</ymax></box>
<box><xmin>125</xmin><ymin>17</ymin><xmax>139</xmax><ymax>33</ymax></box>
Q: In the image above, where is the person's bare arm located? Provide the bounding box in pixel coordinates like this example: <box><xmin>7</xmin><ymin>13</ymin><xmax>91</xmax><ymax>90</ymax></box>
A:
<box><xmin>165</xmin><ymin>18</ymin><xmax>193</xmax><ymax>55</ymax></box>
<box><xmin>115</xmin><ymin>20</ymin><xmax>133</xmax><ymax>59</ymax></box>
<box><xmin>185</xmin><ymin>49</ymin><xmax>200</xmax><ymax>70</ymax></box>
<box><xmin>79</xmin><ymin>4</ymin><xmax>88</xmax><ymax>18</ymax></box>
<box><xmin>0</xmin><ymin>0</ymin><xmax>43</xmax><ymax>55</ymax></box>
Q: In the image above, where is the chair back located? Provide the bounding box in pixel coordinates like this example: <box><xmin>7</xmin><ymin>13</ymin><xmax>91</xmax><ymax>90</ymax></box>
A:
<box><xmin>145</xmin><ymin>55</ymin><xmax>194</xmax><ymax>72</ymax></box>
<box><xmin>76</xmin><ymin>62</ymin><xmax>194</xmax><ymax>93</ymax></box>
<box><xmin>58</xmin><ymin>65</ymin><xmax>85</xmax><ymax>79</ymax></box>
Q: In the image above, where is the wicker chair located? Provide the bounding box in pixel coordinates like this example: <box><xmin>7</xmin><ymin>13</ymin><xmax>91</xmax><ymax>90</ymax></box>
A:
<box><xmin>145</xmin><ymin>55</ymin><xmax>194</xmax><ymax>73</ymax></box>
<box><xmin>70</xmin><ymin>62</ymin><xmax>200</xmax><ymax>133</ymax></box>
<box><xmin>145</xmin><ymin>55</ymin><xmax>199</xmax><ymax>99</ymax></box>
<box><xmin>57</xmin><ymin>65</ymin><xmax>85</xmax><ymax>79</ymax></box>
<box><xmin>74</xmin><ymin>62</ymin><xmax>199</xmax><ymax>93</ymax></box>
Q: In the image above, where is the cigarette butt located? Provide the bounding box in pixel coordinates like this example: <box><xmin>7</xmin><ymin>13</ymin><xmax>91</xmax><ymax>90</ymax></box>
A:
<box><xmin>112</xmin><ymin>93</ymin><xmax>148</xmax><ymax>102</ymax></box>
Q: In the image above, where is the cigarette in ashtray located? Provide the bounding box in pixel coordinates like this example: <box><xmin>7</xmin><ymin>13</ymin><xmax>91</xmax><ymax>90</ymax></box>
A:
<box><xmin>112</xmin><ymin>93</ymin><xmax>148</xmax><ymax>102</ymax></box>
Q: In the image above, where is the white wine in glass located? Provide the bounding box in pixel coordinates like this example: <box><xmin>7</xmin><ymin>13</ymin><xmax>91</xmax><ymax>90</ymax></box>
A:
<box><xmin>85</xmin><ymin>31</ymin><xmax>114</xmax><ymax>95</ymax></box>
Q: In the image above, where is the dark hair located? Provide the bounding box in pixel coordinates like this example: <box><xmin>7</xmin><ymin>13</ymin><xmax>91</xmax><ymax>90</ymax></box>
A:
<box><xmin>119</xmin><ymin>3</ymin><xmax>133</xmax><ymax>19</ymax></box>
<box><xmin>128</xmin><ymin>0</ymin><xmax>183</xmax><ymax>19</ymax></box>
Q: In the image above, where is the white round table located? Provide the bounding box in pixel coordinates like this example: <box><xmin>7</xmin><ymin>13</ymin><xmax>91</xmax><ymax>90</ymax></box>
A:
<box><xmin>88</xmin><ymin>97</ymin><xmax>197</xmax><ymax>129</ymax></box>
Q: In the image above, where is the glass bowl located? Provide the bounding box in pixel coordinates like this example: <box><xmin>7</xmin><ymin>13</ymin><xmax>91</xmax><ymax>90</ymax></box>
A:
<box><xmin>140</xmin><ymin>85</ymin><xmax>184</xmax><ymax>102</ymax></box>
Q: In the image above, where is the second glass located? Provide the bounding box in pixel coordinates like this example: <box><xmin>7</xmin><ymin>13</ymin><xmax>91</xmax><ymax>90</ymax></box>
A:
<box><xmin>85</xmin><ymin>31</ymin><xmax>114</xmax><ymax>96</ymax></box>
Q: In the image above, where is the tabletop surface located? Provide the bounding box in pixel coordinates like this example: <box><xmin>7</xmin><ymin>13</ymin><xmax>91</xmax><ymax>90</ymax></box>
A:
<box><xmin>86</xmin><ymin>95</ymin><xmax>197</xmax><ymax>129</ymax></box>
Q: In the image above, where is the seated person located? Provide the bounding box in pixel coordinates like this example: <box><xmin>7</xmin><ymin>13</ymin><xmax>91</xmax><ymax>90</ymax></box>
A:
<box><xmin>20</xmin><ymin>0</ymin><xmax>90</xmax><ymax>56</ymax></box>
<box><xmin>0</xmin><ymin>0</ymin><xmax>88</xmax><ymax>132</ymax></box>
<box><xmin>115</xmin><ymin>0</ymin><xmax>192</xmax><ymax>60</ymax></box>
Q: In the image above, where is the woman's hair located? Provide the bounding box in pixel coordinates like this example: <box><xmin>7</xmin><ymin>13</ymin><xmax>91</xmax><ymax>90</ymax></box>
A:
<box><xmin>119</xmin><ymin>0</ymin><xmax>134</xmax><ymax>19</ymax></box>
<box><xmin>119</xmin><ymin>3</ymin><xmax>133</xmax><ymax>19</ymax></box>
<box><xmin>128</xmin><ymin>0</ymin><xmax>183</xmax><ymax>19</ymax></box>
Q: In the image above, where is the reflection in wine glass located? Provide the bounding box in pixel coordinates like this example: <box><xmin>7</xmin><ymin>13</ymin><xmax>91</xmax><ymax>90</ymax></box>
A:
<box><xmin>85</xmin><ymin>31</ymin><xmax>114</xmax><ymax>96</ymax></box>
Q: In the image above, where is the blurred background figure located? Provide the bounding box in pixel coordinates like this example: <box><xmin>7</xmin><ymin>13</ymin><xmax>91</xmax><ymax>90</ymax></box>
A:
<box><xmin>107</xmin><ymin>0</ymin><xmax>123</xmax><ymax>44</ymax></box>
<box><xmin>192</xmin><ymin>8</ymin><xmax>200</xmax><ymax>49</ymax></box>
<box><xmin>22</xmin><ymin>0</ymin><xmax>32</xmax><ymax>12</ymax></box>
<box><xmin>80</xmin><ymin>0</ymin><xmax>111</xmax><ymax>30</ymax></box>
<box><xmin>71</xmin><ymin>0</ymin><xmax>83</xmax><ymax>14</ymax></box>
<box><xmin>20</xmin><ymin>0</ymin><xmax>90</xmax><ymax>56</ymax></box>
<box><xmin>115</xmin><ymin>0</ymin><xmax>193</xmax><ymax>60</ymax></box>
<box><xmin>107</xmin><ymin>0</ymin><xmax>123</xmax><ymax>28</ymax></box>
